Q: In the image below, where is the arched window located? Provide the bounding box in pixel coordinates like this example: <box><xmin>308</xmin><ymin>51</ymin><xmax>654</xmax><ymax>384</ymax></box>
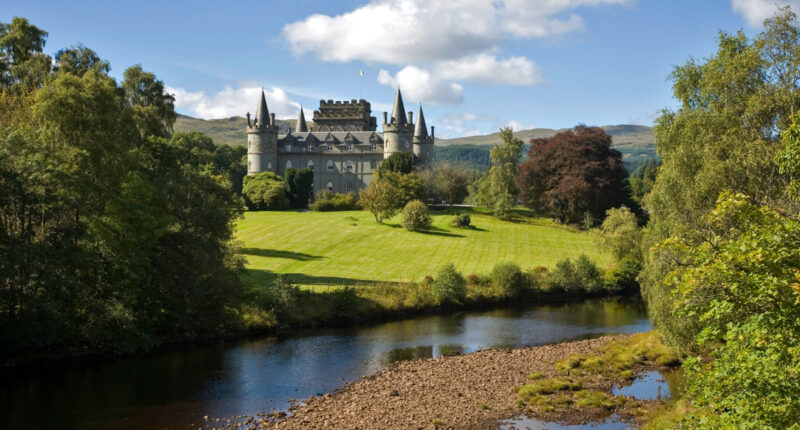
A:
<box><xmin>307</xmin><ymin>160</ymin><xmax>314</xmax><ymax>170</ymax></box>
<box><xmin>346</xmin><ymin>143</ymin><xmax>353</xmax><ymax>151</ymax></box>
<box><xmin>346</xmin><ymin>160</ymin><xmax>354</xmax><ymax>172</ymax></box>
<box><xmin>326</xmin><ymin>182</ymin><xmax>334</xmax><ymax>191</ymax></box>
<box><xmin>327</xmin><ymin>160</ymin><xmax>335</xmax><ymax>171</ymax></box>
<box><xmin>267</xmin><ymin>161</ymin><xmax>272</xmax><ymax>170</ymax></box>
<box><xmin>286</xmin><ymin>160</ymin><xmax>293</xmax><ymax>169</ymax></box>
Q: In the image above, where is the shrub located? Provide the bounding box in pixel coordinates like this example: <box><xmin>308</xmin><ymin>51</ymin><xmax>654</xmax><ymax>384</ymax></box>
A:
<box><xmin>268</xmin><ymin>275</ymin><xmax>300</xmax><ymax>316</ymax></box>
<box><xmin>594</xmin><ymin>206</ymin><xmax>642</xmax><ymax>262</ymax></box>
<box><xmin>431</xmin><ymin>263</ymin><xmax>466</xmax><ymax>303</ymax></box>
<box><xmin>575</xmin><ymin>255</ymin><xmax>604</xmax><ymax>293</ymax></box>
<box><xmin>309</xmin><ymin>190</ymin><xmax>360</xmax><ymax>211</ymax></box>
<box><xmin>242</xmin><ymin>172</ymin><xmax>290</xmax><ymax>210</ymax></box>
<box><xmin>330</xmin><ymin>286</ymin><xmax>359</xmax><ymax>318</ymax></box>
<box><xmin>547</xmin><ymin>258</ymin><xmax>581</xmax><ymax>292</ymax></box>
<box><xmin>603</xmin><ymin>255</ymin><xmax>641</xmax><ymax>293</ymax></box>
<box><xmin>491</xmin><ymin>262</ymin><xmax>527</xmax><ymax>298</ymax></box>
<box><xmin>451</xmin><ymin>212</ymin><xmax>471</xmax><ymax>228</ymax></box>
<box><xmin>401</xmin><ymin>199</ymin><xmax>431</xmax><ymax>230</ymax></box>
<box><xmin>526</xmin><ymin>266</ymin><xmax>550</xmax><ymax>291</ymax></box>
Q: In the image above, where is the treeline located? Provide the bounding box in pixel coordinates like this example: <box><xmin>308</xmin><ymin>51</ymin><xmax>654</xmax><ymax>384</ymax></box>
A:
<box><xmin>0</xmin><ymin>18</ymin><xmax>246</xmax><ymax>357</ymax></box>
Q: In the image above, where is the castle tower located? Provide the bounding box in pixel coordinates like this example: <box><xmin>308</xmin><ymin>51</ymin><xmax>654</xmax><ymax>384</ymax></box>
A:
<box><xmin>296</xmin><ymin>106</ymin><xmax>308</xmax><ymax>132</ymax></box>
<box><xmin>382</xmin><ymin>88</ymin><xmax>414</xmax><ymax>159</ymax></box>
<box><xmin>412</xmin><ymin>104</ymin><xmax>434</xmax><ymax>165</ymax></box>
<box><xmin>246</xmin><ymin>89</ymin><xmax>278</xmax><ymax>175</ymax></box>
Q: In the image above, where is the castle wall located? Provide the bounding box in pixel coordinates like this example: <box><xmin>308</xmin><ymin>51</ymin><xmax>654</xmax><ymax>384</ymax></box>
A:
<box><xmin>276</xmin><ymin>150</ymin><xmax>382</xmax><ymax>195</ymax></box>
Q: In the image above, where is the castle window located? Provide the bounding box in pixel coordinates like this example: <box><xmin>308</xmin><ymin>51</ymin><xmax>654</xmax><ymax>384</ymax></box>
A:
<box><xmin>308</xmin><ymin>160</ymin><xmax>314</xmax><ymax>170</ymax></box>
<box><xmin>346</xmin><ymin>161</ymin><xmax>354</xmax><ymax>172</ymax></box>
<box><xmin>248</xmin><ymin>160</ymin><xmax>252</xmax><ymax>170</ymax></box>
<box><xmin>286</xmin><ymin>160</ymin><xmax>293</xmax><ymax>169</ymax></box>
<box><xmin>345</xmin><ymin>183</ymin><xmax>353</xmax><ymax>192</ymax></box>
<box><xmin>326</xmin><ymin>143</ymin><xmax>332</xmax><ymax>151</ymax></box>
<box><xmin>286</xmin><ymin>145</ymin><xmax>292</xmax><ymax>152</ymax></box>
<box><xmin>371</xmin><ymin>143</ymin><xmax>377</xmax><ymax>150</ymax></box>
<box><xmin>307</xmin><ymin>145</ymin><xmax>313</xmax><ymax>152</ymax></box>
<box><xmin>346</xmin><ymin>143</ymin><xmax>353</xmax><ymax>151</ymax></box>
<box><xmin>267</xmin><ymin>161</ymin><xmax>272</xmax><ymax>170</ymax></box>
<box><xmin>370</xmin><ymin>160</ymin><xmax>377</xmax><ymax>169</ymax></box>
<box><xmin>326</xmin><ymin>182</ymin><xmax>334</xmax><ymax>191</ymax></box>
<box><xmin>327</xmin><ymin>160</ymin><xmax>334</xmax><ymax>171</ymax></box>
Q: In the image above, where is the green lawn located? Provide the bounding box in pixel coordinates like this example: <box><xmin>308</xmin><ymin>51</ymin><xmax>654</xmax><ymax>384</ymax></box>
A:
<box><xmin>236</xmin><ymin>209</ymin><xmax>611</xmax><ymax>289</ymax></box>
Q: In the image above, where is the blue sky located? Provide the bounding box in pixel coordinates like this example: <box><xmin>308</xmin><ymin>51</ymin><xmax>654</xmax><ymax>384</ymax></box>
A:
<box><xmin>2</xmin><ymin>0</ymin><xmax>793</xmax><ymax>138</ymax></box>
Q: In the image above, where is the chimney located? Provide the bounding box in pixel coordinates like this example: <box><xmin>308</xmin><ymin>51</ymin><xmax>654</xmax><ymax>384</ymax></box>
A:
<box><xmin>270</xmin><ymin>113</ymin><xmax>276</xmax><ymax>126</ymax></box>
<box><xmin>246</xmin><ymin>112</ymin><xmax>251</xmax><ymax>126</ymax></box>
<box><xmin>383</xmin><ymin>112</ymin><xmax>388</xmax><ymax>124</ymax></box>
<box><xmin>431</xmin><ymin>126</ymin><xmax>435</xmax><ymax>139</ymax></box>
<box><xmin>408</xmin><ymin>111</ymin><xmax>413</xmax><ymax>124</ymax></box>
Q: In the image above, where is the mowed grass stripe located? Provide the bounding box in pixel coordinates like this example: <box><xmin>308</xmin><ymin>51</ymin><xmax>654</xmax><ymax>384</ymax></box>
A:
<box><xmin>236</xmin><ymin>210</ymin><xmax>611</xmax><ymax>289</ymax></box>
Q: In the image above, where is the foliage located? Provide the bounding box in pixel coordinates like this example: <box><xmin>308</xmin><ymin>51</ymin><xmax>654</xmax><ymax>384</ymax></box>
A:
<box><xmin>378</xmin><ymin>151</ymin><xmax>414</xmax><ymax>175</ymax></box>
<box><xmin>168</xmin><ymin>131</ymin><xmax>246</xmax><ymax>195</ymax></box>
<box><xmin>433</xmin><ymin>162</ymin><xmax>469</xmax><ymax>205</ymax></box>
<box><xmin>359</xmin><ymin>178</ymin><xmax>403</xmax><ymax>223</ymax></box>
<box><xmin>594</xmin><ymin>206</ymin><xmax>642</xmax><ymax>262</ymax></box>
<box><xmin>0</xmin><ymin>17</ymin><xmax>48</xmax><ymax>91</ymax></box>
<box><xmin>380</xmin><ymin>170</ymin><xmax>427</xmax><ymax>205</ymax></box>
<box><xmin>547</xmin><ymin>255</ymin><xmax>604</xmax><ymax>293</ymax></box>
<box><xmin>309</xmin><ymin>190</ymin><xmax>360</xmax><ymax>211</ymax></box>
<box><xmin>517</xmin><ymin>125</ymin><xmax>634</xmax><ymax>224</ymax></box>
<box><xmin>474</xmin><ymin>127</ymin><xmax>525</xmax><ymax>217</ymax></box>
<box><xmin>602</xmin><ymin>256</ymin><xmax>641</xmax><ymax>293</ymax></box>
<box><xmin>628</xmin><ymin>158</ymin><xmax>659</xmax><ymax>205</ymax></box>
<box><xmin>121</xmin><ymin>65</ymin><xmax>176</xmax><ymax>139</ymax></box>
<box><xmin>451</xmin><ymin>212</ymin><xmax>471</xmax><ymax>228</ymax></box>
<box><xmin>575</xmin><ymin>255</ymin><xmax>604</xmax><ymax>293</ymax></box>
<box><xmin>285</xmin><ymin>168</ymin><xmax>313</xmax><ymax>208</ymax></box>
<box><xmin>267</xmin><ymin>275</ymin><xmax>299</xmax><ymax>316</ymax></box>
<box><xmin>401</xmin><ymin>199</ymin><xmax>431</xmax><ymax>231</ymax></box>
<box><xmin>640</xmin><ymin>9</ymin><xmax>800</xmax><ymax>346</ymax></box>
<box><xmin>431</xmin><ymin>263</ymin><xmax>467</xmax><ymax>304</ymax></box>
<box><xmin>54</xmin><ymin>44</ymin><xmax>109</xmax><ymax>77</ymax></box>
<box><xmin>490</xmin><ymin>262</ymin><xmax>526</xmax><ymax>298</ymax></box>
<box><xmin>242</xmin><ymin>172</ymin><xmax>289</xmax><ymax>210</ymax></box>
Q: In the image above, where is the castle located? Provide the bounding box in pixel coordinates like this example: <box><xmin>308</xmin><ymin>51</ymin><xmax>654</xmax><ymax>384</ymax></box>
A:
<box><xmin>246</xmin><ymin>88</ymin><xmax>434</xmax><ymax>195</ymax></box>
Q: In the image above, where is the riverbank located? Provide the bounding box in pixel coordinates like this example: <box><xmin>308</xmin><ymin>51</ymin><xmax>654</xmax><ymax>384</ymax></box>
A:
<box><xmin>229</xmin><ymin>333</ymin><xmax>676</xmax><ymax>430</ymax></box>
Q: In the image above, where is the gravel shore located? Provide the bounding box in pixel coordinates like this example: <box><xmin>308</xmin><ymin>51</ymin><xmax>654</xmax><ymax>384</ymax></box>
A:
<box><xmin>237</xmin><ymin>334</ymin><xmax>640</xmax><ymax>430</ymax></box>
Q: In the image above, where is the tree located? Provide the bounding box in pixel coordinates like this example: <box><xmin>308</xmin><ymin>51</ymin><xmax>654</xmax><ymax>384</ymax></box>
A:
<box><xmin>517</xmin><ymin>125</ymin><xmax>632</xmax><ymax>224</ymax></box>
<box><xmin>380</xmin><ymin>170</ymin><xmax>427</xmax><ymax>205</ymax></box>
<box><xmin>360</xmin><ymin>178</ymin><xmax>402</xmax><ymax>223</ymax></box>
<box><xmin>242</xmin><ymin>172</ymin><xmax>289</xmax><ymax>210</ymax></box>
<box><xmin>433</xmin><ymin>162</ymin><xmax>469</xmax><ymax>206</ymax></box>
<box><xmin>474</xmin><ymin>127</ymin><xmax>524</xmax><ymax>216</ymax></box>
<box><xmin>0</xmin><ymin>17</ymin><xmax>47</xmax><ymax>89</ymax></box>
<box><xmin>285</xmin><ymin>168</ymin><xmax>313</xmax><ymax>208</ymax></box>
<box><xmin>54</xmin><ymin>45</ymin><xmax>109</xmax><ymax>77</ymax></box>
<box><xmin>594</xmin><ymin>206</ymin><xmax>642</xmax><ymax>262</ymax></box>
<box><xmin>378</xmin><ymin>152</ymin><xmax>414</xmax><ymax>175</ymax></box>
<box><xmin>431</xmin><ymin>263</ymin><xmax>466</xmax><ymax>303</ymax></box>
<box><xmin>628</xmin><ymin>158</ymin><xmax>659</xmax><ymax>205</ymax></box>
<box><xmin>122</xmin><ymin>65</ymin><xmax>176</xmax><ymax>139</ymax></box>
<box><xmin>641</xmin><ymin>8</ymin><xmax>800</xmax><ymax>348</ymax></box>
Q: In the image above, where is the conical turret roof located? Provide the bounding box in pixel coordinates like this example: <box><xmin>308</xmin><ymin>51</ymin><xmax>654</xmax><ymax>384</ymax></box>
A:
<box><xmin>391</xmin><ymin>87</ymin><xmax>407</xmax><ymax>126</ymax></box>
<box><xmin>414</xmin><ymin>104</ymin><xmax>428</xmax><ymax>138</ymax></box>
<box><xmin>296</xmin><ymin>106</ymin><xmax>308</xmax><ymax>132</ymax></box>
<box><xmin>256</xmin><ymin>89</ymin><xmax>269</xmax><ymax>126</ymax></box>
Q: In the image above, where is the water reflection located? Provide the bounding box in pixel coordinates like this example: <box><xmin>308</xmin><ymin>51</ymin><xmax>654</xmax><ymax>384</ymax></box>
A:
<box><xmin>499</xmin><ymin>414</ymin><xmax>631</xmax><ymax>430</ymax></box>
<box><xmin>1</xmin><ymin>297</ymin><xmax>650</xmax><ymax>430</ymax></box>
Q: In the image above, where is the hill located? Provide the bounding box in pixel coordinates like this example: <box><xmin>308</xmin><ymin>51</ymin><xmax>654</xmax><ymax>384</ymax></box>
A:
<box><xmin>236</xmin><ymin>209</ymin><xmax>611</xmax><ymax>290</ymax></box>
<box><xmin>175</xmin><ymin>114</ymin><xmax>655</xmax><ymax>170</ymax></box>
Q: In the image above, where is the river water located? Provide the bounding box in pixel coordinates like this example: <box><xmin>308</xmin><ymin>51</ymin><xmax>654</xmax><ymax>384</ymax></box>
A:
<box><xmin>1</xmin><ymin>298</ymin><xmax>650</xmax><ymax>429</ymax></box>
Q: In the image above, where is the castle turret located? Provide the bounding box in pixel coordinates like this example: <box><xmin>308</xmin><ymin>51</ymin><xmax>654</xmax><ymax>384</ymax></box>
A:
<box><xmin>413</xmin><ymin>104</ymin><xmax>434</xmax><ymax>165</ymax></box>
<box><xmin>246</xmin><ymin>89</ymin><xmax>278</xmax><ymax>175</ymax></box>
<box><xmin>296</xmin><ymin>106</ymin><xmax>308</xmax><ymax>132</ymax></box>
<box><xmin>382</xmin><ymin>88</ymin><xmax>414</xmax><ymax>159</ymax></box>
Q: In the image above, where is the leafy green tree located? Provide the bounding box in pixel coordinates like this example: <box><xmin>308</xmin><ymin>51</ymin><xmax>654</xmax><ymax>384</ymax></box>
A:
<box><xmin>0</xmin><ymin>17</ymin><xmax>48</xmax><ymax>89</ymax></box>
<box><xmin>628</xmin><ymin>158</ymin><xmax>659</xmax><ymax>204</ymax></box>
<box><xmin>380</xmin><ymin>170</ymin><xmax>427</xmax><ymax>205</ymax></box>
<box><xmin>122</xmin><ymin>65</ymin><xmax>176</xmax><ymax>139</ymax></box>
<box><xmin>594</xmin><ymin>206</ymin><xmax>642</xmax><ymax>262</ymax></box>
<box><xmin>378</xmin><ymin>152</ymin><xmax>414</xmax><ymax>175</ymax></box>
<box><xmin>431</xmin><ymin>263</ymin><xmax>466</xmax><ymax>303</ymax></box>
<box><xmin>474</xmin><ymin>127</ymin><xmax>524</xmax><ymax>216</ymax></box>
<box><xmin>490</xmin><ymin>262</ymin><xmax>526</xmax><ymax>298</ymax></box>
<box><xmin>433</xmin><ymin>162</ymin><xmax>469</xmax><ymax>206</ymax></box>
<box><xmin>285</xmin><ymin>168</ymin><xmax>313</xmax><ymax>208</ymax></box>
<box><xmin>242</xmin><ymin>172</ymin><xmax>289</xmax><ymax>210</ymax></box>
<box><xmin>54</xmin><ymin>45</ymin><xmax>109</xmax><ymax>77</ymax></box>
<box><xmin>359</xmin><ymin>178</ymin><xmax>402</xmax><ymax>223</ymax></box>
<box><xmin>641</xmin><ymin>8</ymin><xmax>800</xmax><ymax>347</ymax></box>
<box><xmin>401</xmin><ymin>199</ymin><xmax>431</xmax><ymax>231</ymax></box>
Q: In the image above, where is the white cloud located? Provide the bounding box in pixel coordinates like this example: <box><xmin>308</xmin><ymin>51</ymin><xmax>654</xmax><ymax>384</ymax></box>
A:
<box><xmin>504</xmin><ymin>120</ymin><xmax>537</xmax><ymax>131</ymax></box>
<box><xmin>435</xmin><ymin>54</ymin><xmax>545</xmax><ymax>86</ymax></box>
<box><xmin>731</xmin><ymin>0</ymin><xmax>800</xmax><ymax>26</ymax></box>
<box><xmin>167</xmin><ymin>85</ymin><xmax>301</xmax><ymax>120</ymax></box>
<box><xmin>377</xmin><ymin>67</ymin><xmax>464</xmax><ymax>105</ymax></box>
<box><xmin>439</xmin><ymin>112</ymin><xmax>493</xmax><ymax>136</ymax></box>
<box><xmin>283</xmin><ymin>0</ymin><xmax>630</xmax><ymax>65</ymax></box>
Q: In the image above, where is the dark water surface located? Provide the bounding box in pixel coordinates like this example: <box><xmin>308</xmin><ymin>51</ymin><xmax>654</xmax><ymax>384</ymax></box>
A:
<box><xmin>1</xmin><ymin>298</ymin><xmax>650</xmax><ymax>429</ymax></box>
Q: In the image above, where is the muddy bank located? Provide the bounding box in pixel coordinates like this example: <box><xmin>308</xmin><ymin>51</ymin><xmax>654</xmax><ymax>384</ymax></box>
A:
<box><xmin>231</xmin><ymin>334</ymin><xmax>663</xmax><ymax>430</ymax></box>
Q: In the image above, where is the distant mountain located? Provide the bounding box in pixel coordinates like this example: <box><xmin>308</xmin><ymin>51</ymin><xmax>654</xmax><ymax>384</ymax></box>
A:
<box><xmin>174</xmin><ymin>114</ymin><xmax>656</xmax><ymax>171</ymax></box>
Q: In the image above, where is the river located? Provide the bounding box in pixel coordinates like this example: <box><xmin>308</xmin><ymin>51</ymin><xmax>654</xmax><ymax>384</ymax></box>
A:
<box><xmin>1</xmin><ymin>298</ymin><xmax>650</xmax><ymax>429</ymax></box>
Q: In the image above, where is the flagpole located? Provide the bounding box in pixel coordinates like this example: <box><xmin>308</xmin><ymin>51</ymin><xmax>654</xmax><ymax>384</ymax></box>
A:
<box><xmin>359</xmin><ymin>70</ymin><xmax>364</xmax><ymax>100</ymax></box>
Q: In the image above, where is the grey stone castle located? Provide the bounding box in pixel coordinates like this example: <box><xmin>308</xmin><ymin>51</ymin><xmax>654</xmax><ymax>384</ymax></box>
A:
<box><xmin>246</xmin><ymin>88</ymin><xmax>434</xmax><ymax>194</ymax></box>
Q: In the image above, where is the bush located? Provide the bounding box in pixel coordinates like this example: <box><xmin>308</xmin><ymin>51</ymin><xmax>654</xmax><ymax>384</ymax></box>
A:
<box><xmin>491</xmin><ymin>262</ymin><xmax>527</xmax><ymax>298</ymax></box>
<box><xmin>330</xmin><ymin>286</ymin><xmax>359</xmax><ymax>318</ymax></box>
<box><xmin>526</xmin><ymin>267</ymin><xmax>550</xmax><ymax>292</ymax></box>
<box><xmin>268</xmin><ymin>275</ymin><xmax>300</xmax><ymax>316</ymax></box>
<box><xmin>603</xmin><ymin>255</ymin><xmax>641</xmax><ymax>293</ymax></box>
<box><xmin>451</xmin><ymin>213</ymin><xmax>471</xmax><ymax>228</ymax></box>
<box><xmin>431</xmin><ymin>263</ymin><xmax>466</xmax><ymax>303</ymax></box>
<box><xmin>309</xmin><ymin>190</ymin><xmax>360</xmax><ymax>211</ymax></box>
<box><xmin>575</xmin><ymin>255</ymin><xmax>604</xmax><ymax>293</ymax></box>
<box><xmin>547</xmin><ymin>258</ymin><xmax>581</xmax><ymax>292</ymax></box>
<box><xmin>402</xmin><ymin>200</ymin><xmax>431</xmax><ymax>230</ymax></box>
<box><xmin>242</xmin><ymin>172</ymin><xmax>290</xmax><ymax>210</ymax></box>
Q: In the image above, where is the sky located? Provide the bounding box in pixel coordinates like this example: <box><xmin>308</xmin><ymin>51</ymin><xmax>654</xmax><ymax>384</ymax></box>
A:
<box><xmin>2</xmin><ymin>0</ymin><xmax>795</xmax><ymax>138</ymax></box>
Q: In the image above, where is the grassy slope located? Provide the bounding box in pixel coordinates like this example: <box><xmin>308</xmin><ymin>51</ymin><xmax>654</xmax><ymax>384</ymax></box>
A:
<box><xmin>236</xmin><ymin>209</ymin><xmax>611</xmax><ymax>290</ymax></box>
<box><xmin>173</xmin><ymin>114</ymin><xmax>306</xmax><ymax>147</ymax></box>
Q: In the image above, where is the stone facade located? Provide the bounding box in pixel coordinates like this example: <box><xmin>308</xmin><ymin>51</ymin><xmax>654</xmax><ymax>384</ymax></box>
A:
<box><xmin>246</xmin><ymin>88</ymin><xmax>434</xmax><ymax>195</ymax></box>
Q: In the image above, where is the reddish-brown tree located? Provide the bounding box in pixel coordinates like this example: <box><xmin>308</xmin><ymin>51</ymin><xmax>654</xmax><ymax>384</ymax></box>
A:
<box><xmin>517</xmin><ymin>125</ymin><xmax>632</xmax><ymax>224</ymax></box>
